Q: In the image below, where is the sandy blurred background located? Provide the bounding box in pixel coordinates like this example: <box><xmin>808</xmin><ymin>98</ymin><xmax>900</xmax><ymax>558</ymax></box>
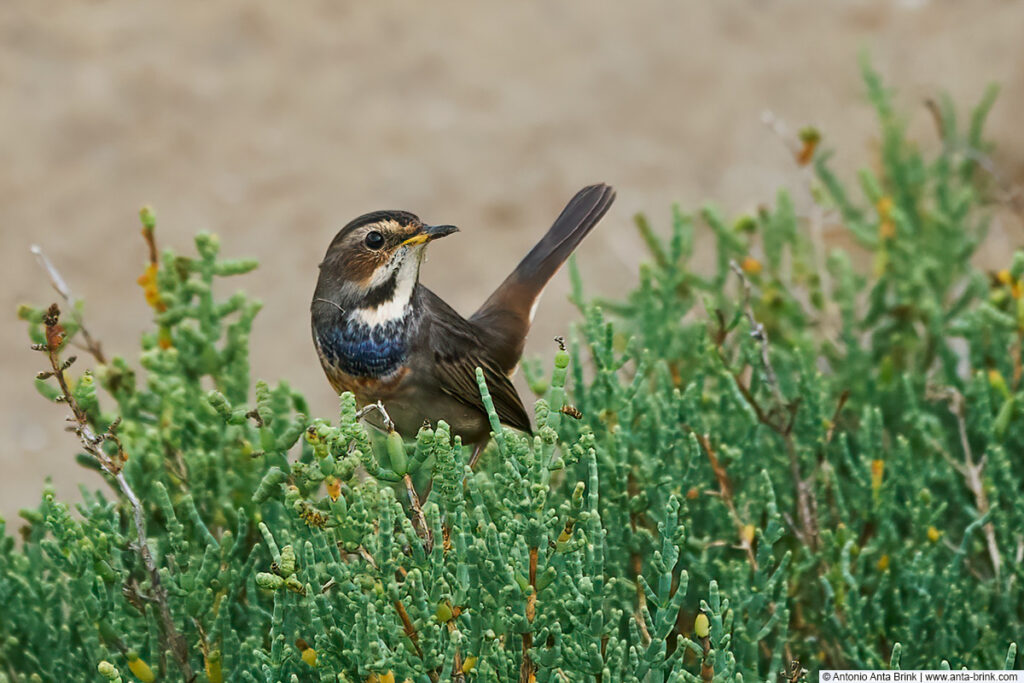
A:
<box><xmin>2</xmin><ymin>1</ymin><xmax>1023</xmax><ymax>521</ymax></box>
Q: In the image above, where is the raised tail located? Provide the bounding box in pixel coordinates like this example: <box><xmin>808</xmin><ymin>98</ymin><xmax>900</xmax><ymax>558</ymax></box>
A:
<box><xmin>470</xmin><ymin>183</ymin><xmax>616</xmax><ymax>373</ymax></box>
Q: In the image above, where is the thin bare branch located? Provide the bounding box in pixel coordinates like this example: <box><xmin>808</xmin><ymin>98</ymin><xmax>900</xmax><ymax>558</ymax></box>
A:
<box><xmin>694</xmin><ymin>432</ymin><xmax>758</xmax><ymax>570</ymax></box>
<box><xmin>731</xmin><ymin>260</ymin><xmax>784</xmax><ymax>407</ymax></box>
<box><xmin>520</xmin><ymin>546</ymin><xmax>539</xmax><ymax>683</ymax></box>
<box><xmin>404</xmin><ymin>473</ymin><xmax>433</xmax><ymax>552</ymax></box>
<box><xmin>31</xmin><ymin>246</ymin><xmax>107</xmax><ymax>364</ymax></box>
<box><xmin>937</xmin><ymin>387</ymin><xmax>1002</xmax><ymax>578</ymax></box>
<box><xmin>724</xmin><ymin>262</ymin><xmax>820</xmax><ymax>550</ymax></box>
<box><xmin>36</xmin><ymin>304</ymin><xmax>192</xmax><ymax>680</ymax></box>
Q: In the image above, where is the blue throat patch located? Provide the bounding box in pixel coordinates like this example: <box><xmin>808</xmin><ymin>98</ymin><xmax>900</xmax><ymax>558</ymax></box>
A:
<box><xmin>318</xmin><ymin>310</ymin><xmax>412</xmax><ymax>379</ymax></box>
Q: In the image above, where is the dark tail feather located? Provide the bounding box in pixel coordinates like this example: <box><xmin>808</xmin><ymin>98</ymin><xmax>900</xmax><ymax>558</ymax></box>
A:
<box><xmin>471</xmin><ymin>183</ymin><xmax>616</xmax><ymax>372</ymax></box>
<box><xmin>509</xmin><ymin>183</ymin><xmax>616</xmax><ymax>290</ymax></box>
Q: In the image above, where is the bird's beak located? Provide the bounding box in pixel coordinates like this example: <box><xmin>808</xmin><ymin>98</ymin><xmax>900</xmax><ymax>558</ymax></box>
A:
<box><xmin>401</xmin><ymin>224</ymin><xmax>459</xmax><ymax>247</ymax></box>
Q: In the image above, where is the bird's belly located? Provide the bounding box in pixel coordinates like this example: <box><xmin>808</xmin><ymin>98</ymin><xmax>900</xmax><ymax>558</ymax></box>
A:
<box><xmin>327</xmin><ymin>370</ymin><xmax>488</xmax><ymax>443</ymax></box>
<box><xmin>380</xmin><ymin>387</ymin><xmax>490</xmax><ymax>444</ymax></box>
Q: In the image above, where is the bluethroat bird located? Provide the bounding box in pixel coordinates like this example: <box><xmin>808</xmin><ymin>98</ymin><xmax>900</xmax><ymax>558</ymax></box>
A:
<box><xmin>311</xmin><ymin>183</ymin><xmax>615</xmax><ymax>463</ymax></box>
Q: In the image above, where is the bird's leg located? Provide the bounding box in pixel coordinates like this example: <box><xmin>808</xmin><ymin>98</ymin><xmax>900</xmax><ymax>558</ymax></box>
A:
<box><xmin>355</xmin><ymin>400</ymin><xmax>394</xmax><ymax>431</ymax></box>
<box><xmin>467</xmin><ymin>441</ymin><xmax>487</xmax><ymax>469</ymax></box>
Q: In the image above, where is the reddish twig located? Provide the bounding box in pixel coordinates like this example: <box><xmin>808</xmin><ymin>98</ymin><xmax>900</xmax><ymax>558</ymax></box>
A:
<box><xmin>694</xmin><ymin>432</ymin><xmax>758</xmax><ymax>570</ymax></box>
<box><xmin>36</xmin><ymin>304</ymin><xmax>192</xmax><ymax>681</ymax></box>
<box><xmin>520</xmin><ymin>546</ymin><xmax>539</xmax><ymax>683</ymax></box>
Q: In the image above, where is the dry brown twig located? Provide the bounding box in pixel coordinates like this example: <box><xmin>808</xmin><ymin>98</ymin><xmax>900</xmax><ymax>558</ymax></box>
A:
<box><xmin>726</xmin><ymin>261</ymin><xmax>820</xmax><ymax>550</ymax></box>
<box><xmin>356</xmin><ymin>545</ymin><xmax>380</xmax><ymax>570</ymax></box>
<box><xmin>694</xmin><ymin>432</ymin><xmax>758</xmax><ymax>570</ymax></box>
<box><xmin>31</xmin><ymin>245</ymin><xmax>107</xmax><ymax>364</ymax></box>
<box><xmin>353</xmin><ymin>544</ymin><xmax>442</xmax><ymax>682</ymax></box>
<box><xmin>931</xmin><ymin>386</ymin><xmax>1002</xmax><ymax>578</ymax></box>
<box><xmin>355</xmin><ymin>401</ymin><xmax>434</xmax><ymax>551</ymax></box>
<box><xmin>730</xmin><ymin>260</ymin><xmax>784</xmax><ymax>407</ymax></box>
<box><xmin>404</xmin><ymin>473</ymin><xmax>433</xmax><ymax>552</ymax></box>
<box><xmin>519</xmin><ymin>545</ymin><xmax>539</xmax><ymax>683</ymax></box>
<box><xmin>35</xmin><ymin>304</ymin><xmax>193</xmax><ymax>681</ymax></box>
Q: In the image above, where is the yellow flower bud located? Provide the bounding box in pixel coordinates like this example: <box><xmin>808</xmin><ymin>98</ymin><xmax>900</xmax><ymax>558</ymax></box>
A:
<box><xmin>876</xmin><ymin>197</ymin><xmax>893</xmax><ymax>219</ymax></box>
<box><xmin>326</xmin><ymin>476</ymin><xmax>341</xmax><ymax>501</ymax></box>
<box><xmin>435</xmin><ymin>601</ymin><xmax>453</xmax><ymax>623</ymax></box>
<box><xmin>126</xmin><ymin>654</ymin><xmax>155</xmax><ymax>683</ymax></box>
<box><xmin>870</xmin><ymin>459</ymin><xmax>884</xmax><ymax>494</ymax></box>
<box><xmin>927</xmin><ymin>526</ymin><xmax>941</xmax><ymax>543</ymax></box>
<box><xmin>694</xmin><ymin>612</ymin><xmax>710</xmax><ymax>639</ymax></box>
<box><xmin>876</xmin><ymin>197</ymin><xmax>896</xmax><ymax>239</ymax></box>
<box><xmin>988</xmin><ymin>368</ymin><xmax>1010</xmax><ymax>397</ymax></box>
<box><xmin>301</xmin><ymin>647</ymin><xmax>317</xmax><ymax>667</ymax></box>
<box><xmin>877</xmin><ymin>554</ymin><xmax>890</xmax><ymax>571</ymax></box>
<box><xmin>462</xmin><ymin>655</ymin><xmax>478</xmax><ymax>674</ymax></box>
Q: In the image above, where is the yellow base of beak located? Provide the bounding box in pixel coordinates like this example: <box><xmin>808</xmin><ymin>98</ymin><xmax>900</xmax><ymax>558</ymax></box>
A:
<box><xmin>401</xmin><ymin>233</ymin><xmax>431</xmax><ymax>247</ymax></box>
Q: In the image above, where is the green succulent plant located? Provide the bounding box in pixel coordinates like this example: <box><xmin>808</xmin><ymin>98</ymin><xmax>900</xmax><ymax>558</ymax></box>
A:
<box><xmin>1</xmin><ymin>59</ymin><xmax>1019</xmax><ymax>682</ymax></box>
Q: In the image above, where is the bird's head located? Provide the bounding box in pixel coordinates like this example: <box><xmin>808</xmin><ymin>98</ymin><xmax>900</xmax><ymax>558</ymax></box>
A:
<box><xmin>313</xmin><ymin>210</ymin><xmax>458</xmax><ymax>316</ymax></box>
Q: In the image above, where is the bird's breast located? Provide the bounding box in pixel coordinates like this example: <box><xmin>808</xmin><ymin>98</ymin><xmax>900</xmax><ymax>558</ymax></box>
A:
<box><xmin>314</xmin><ymin>310</ymin><xmax>414</xmax><ymax>381</ymax></box>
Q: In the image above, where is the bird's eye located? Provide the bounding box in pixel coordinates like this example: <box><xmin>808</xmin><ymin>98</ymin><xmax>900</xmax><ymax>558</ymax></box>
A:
<box><xmin>364</xmin><ymin>231</ymin><xmax>385</xmax><ymax>250</ymax></box>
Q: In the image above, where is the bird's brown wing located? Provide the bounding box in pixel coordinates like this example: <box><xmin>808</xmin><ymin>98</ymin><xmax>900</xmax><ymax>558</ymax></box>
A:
<box><xmin>418</xmin><ymin>287</ymin><xmax>532</xmax><ymax>434</ymax></box>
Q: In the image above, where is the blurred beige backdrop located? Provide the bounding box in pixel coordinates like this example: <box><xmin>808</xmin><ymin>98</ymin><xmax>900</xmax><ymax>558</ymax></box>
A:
<box><xmin>2</xmin><ymin>1</ymin><xmax>1023</xmax><ymax>521</ymax></box>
